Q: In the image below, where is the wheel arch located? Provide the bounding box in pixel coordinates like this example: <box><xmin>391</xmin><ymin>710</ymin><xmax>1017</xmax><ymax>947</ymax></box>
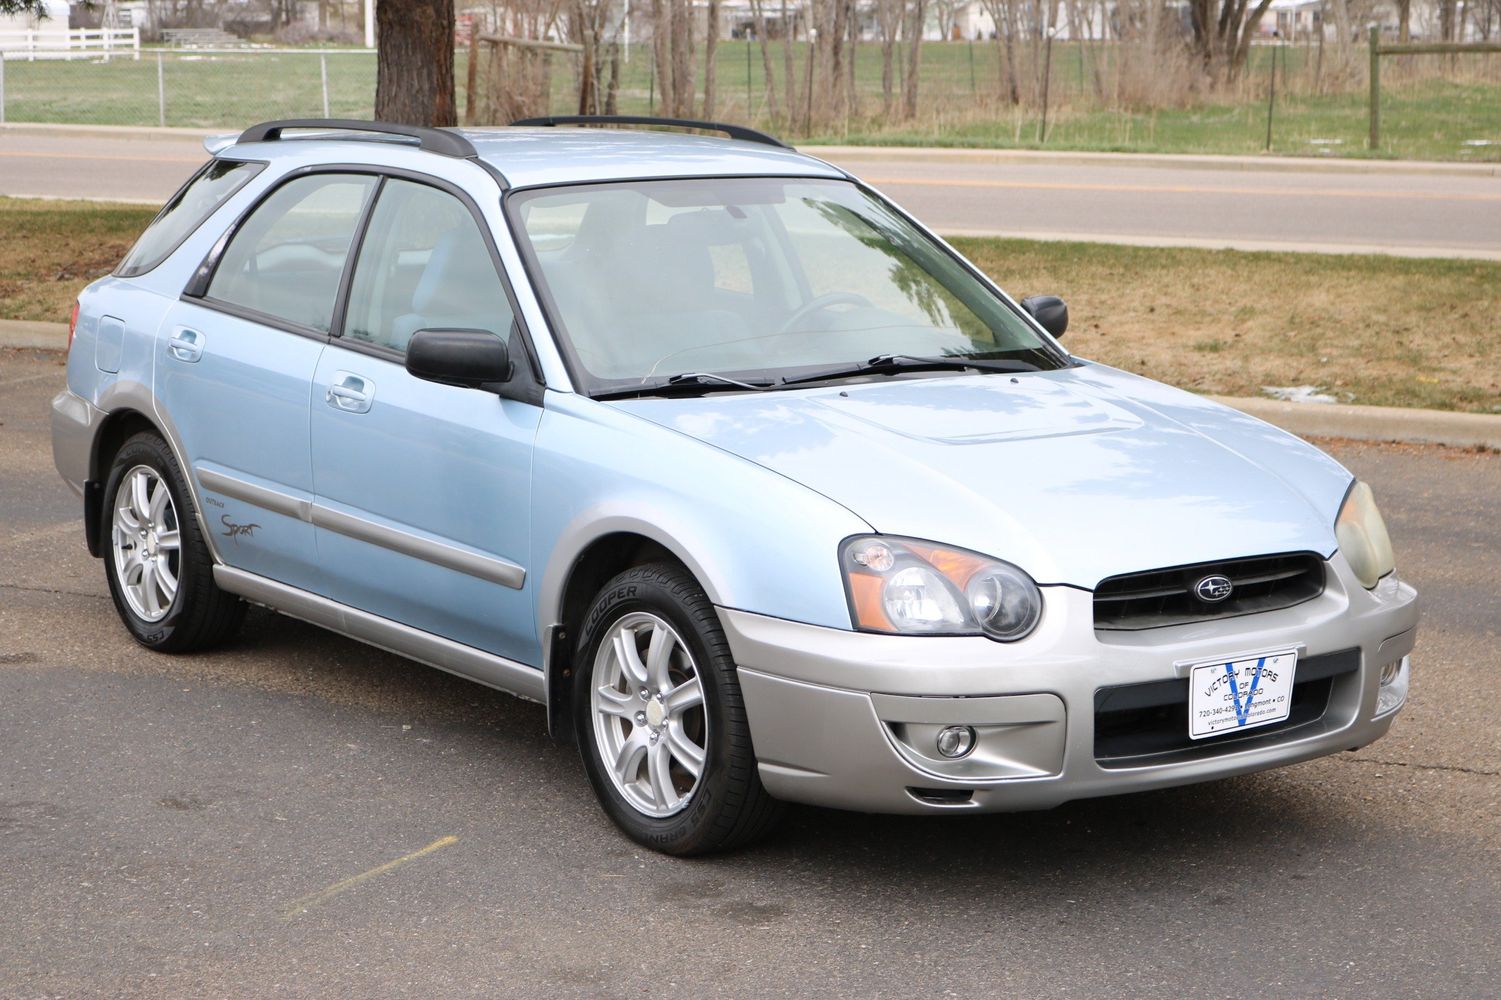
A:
<box><xmin>542</xmin><ymin>521</ymin><xmax>717</xmax><ymax>745</ymax></box>
<box><xmin>85</xmin><ymin>408</ymin><xmax>163</xmax><ymax>557</ymax></box>
<box><xmin>86</xmin><ymin>392</ymin><xmax>222</xmax><ymax>566</ymax></box>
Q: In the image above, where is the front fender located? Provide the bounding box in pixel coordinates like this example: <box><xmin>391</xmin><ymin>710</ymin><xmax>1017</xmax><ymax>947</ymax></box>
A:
<box><xmin>531</xmin><ymin>391</ymin><xmax>873</xmax><ymax>638</ymax></box>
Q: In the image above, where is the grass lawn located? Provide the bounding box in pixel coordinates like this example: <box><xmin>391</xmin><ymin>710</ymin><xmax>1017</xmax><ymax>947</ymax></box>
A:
<box><xmin>3</xmin><ymin>197</ymin><xmax>1497</xmax><ymax>412</ymax></box>
<box><xmin>801</xmin><ymin>79</ymin><xmax>1501</xmax><ymax>163</ymax></box>
<box><xmin>950</xmin><ymin>237</ymin><xmax>1501</xmax><ymax>413</ymax></box>
<box><xmin>1</xmin><ymin>43</ymin><xmax>1497</xmax><ymax>161</ymax></box>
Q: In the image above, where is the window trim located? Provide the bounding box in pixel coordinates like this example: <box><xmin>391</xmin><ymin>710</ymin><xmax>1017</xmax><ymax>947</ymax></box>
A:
<box><xmin>115</xmin><ymin>157</ymin><xmax>266</xmax><ymax>279</ymax></box>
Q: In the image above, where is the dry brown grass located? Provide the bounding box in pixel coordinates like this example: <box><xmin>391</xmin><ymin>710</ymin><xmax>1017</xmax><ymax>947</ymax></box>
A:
<box><xmin>953</xmin><ymin>237</ymin><xmax>1501</xmax><ymax>413</ymax></box>
<box><xmin>2</xmin><ymin>199</ymin><xmax>1496</xmax><ymax>413</ymax></box>
<box><xmin>0</xmin><ymin>198</ymin><xmax>156</xmax><ymax>326</ymax></box>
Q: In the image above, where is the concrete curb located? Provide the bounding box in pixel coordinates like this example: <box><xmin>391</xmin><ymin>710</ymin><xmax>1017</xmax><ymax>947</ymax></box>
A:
<box><xmin>5</xmin><ymin>319</ymin><xmax>1496</xmax><ymax>449</ymax></box>
<box><xmin>0</xmin><ymin>319</ymin><xmax>69</xmax><ymax>350</ymax></box>
<box><xmin>1207</xmin><ymin>396</ymin><xmax>1501</xmax><ymax>450</ymax></box>
<box><xmin>3</xmin><ymin>124</ymin><xmax>1497</xmax><ymax>177</ymax></box>
<box><xmin>0</xmin><ymin>122</ymin><xmax>220</xmax><ymax>143</ymax></box>
<box><xmin>800</xmin><ymin>145</ymin><xmax>1501</xmax><ymax>178</ymax></box>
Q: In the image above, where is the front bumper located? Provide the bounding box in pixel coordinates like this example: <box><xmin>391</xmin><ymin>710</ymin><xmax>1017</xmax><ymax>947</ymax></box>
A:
<box><xmin>720</xmin><ymin>554</ymin><xmax>1418</xmax><ymax>814</ymax></box>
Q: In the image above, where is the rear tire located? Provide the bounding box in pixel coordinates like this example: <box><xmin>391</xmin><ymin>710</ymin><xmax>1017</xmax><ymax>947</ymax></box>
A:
<box><xmin>574</xmin><ymin>562</ymin><xmax>784</xmax><ymax>855</ymax></box>
<box><xmin>101</xmin><ymin>432</ymin><xmax>244</xmax><ymax>652</ymax></box>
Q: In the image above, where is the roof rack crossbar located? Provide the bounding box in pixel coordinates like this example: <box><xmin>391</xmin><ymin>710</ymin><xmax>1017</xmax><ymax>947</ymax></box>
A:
<box><xmin>237</xmin><ymin>119</ymin><xmax>478</xmax><ymax>159</ymax></box>
<box><xmin>509</xmin><ymin>115</ymin><xmax>791</xmax><ymax>150</ymax></box>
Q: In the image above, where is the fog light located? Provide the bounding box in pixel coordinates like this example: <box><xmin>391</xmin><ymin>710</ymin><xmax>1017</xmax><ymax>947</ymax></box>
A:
<box><xmin>1376</xmin><ymin>655</ymin><xmax>1410</xmax><ymax>716</ymax></box>
<box><xmin>935</xmin><ymin>726</ymin><xmax>976</xmax><ymax>759</ymax></box>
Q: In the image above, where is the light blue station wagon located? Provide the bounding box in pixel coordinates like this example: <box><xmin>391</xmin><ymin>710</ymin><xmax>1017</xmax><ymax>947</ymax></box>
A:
<box><xmin>52</xmin><ymin>118</ymin><xmax>1418</xmax><ymax>854</ymax></box>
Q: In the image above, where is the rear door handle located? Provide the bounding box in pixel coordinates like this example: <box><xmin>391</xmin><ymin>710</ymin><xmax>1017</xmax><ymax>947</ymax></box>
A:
<box><xmin>325</xmin><ymin>371</ymin><xmax>374</xmax><ymax>414</ymax></box>
<box><xmin>166</xmin><ymin>328</ymin><xmax>204</xmax><ymax>363</ymax></box>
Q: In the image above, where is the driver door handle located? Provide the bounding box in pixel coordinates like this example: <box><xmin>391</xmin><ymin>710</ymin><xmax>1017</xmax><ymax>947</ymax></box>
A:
<box><xmin>325</xmin><ymin>372</ymin><xmax>374</xmax><ymax>414</ymax></box>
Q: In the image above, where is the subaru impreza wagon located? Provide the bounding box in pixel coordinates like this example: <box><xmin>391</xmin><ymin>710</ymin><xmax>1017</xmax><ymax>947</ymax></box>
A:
<box><xmin>52</xmin><ymin>116</ymin><xmax>1418</xmax><ymax>854</ymax></box>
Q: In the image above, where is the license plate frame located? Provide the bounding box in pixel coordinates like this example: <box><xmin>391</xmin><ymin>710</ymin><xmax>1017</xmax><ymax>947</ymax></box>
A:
<box><xmin>1188</xmin><ymin>648</ymin><xmax>1299</xmax><ymax>740</ymax></box>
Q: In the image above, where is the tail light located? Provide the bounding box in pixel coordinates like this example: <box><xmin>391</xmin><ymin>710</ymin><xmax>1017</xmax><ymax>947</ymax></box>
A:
<box><xmin>68</xmin><ymin>300</ymin><xmax>80</xmax><ymax>352</ymax></box>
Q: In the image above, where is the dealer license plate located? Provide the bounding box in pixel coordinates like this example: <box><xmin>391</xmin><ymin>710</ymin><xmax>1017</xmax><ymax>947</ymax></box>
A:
<box><xmin>1188</xmin><ymin>649</ymin><xmax>1299</xmax><ymax>740</ymax></box>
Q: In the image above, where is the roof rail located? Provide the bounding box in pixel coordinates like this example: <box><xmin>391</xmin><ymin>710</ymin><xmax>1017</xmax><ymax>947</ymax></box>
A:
<box><xmin>237</xmin><ymin>119</ymin><xmax>478</xmax><ymax>159</ymax></box>
<box><xmin>510</xmin><ymin>115</ymin><xmax>792</xmax><ymax>150</ymax></box>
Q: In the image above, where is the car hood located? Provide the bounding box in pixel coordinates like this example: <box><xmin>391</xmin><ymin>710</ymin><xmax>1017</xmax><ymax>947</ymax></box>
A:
<box><xmin>614</xmin><ymin>363</ymin><xmax>1353</xmax><ymax>588</ymax></box>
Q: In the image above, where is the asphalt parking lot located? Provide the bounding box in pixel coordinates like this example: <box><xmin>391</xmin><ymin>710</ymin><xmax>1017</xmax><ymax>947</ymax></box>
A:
<box><xmin>2</xmin><ymin>348</ymin><xmax>1498</xmax><ymax>999</ymax></box>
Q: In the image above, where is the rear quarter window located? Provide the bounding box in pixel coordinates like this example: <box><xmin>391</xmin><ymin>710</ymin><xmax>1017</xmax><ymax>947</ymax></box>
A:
<box><xmin>116</xmin><ymin>159</ymin><xmax>264</xmax><ymax>278</ymax></box>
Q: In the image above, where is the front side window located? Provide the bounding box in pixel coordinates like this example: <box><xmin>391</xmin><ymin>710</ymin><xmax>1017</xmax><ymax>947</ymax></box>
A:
<box><xmin>509</xmin><ymin>177</ymin><xmax>1067</xmax><ymax>395</ymax></box>
<box><xmin>117</xmin><ymin>159</ymin><xmax>263</xmax><ymax>277</ymax></box>
<box><xmin>343</xmin><ymin>179</ymin><xmax>513</xmax><ymax>353</ymax></box>
<box><xmin>206</xmin><ymin>173</ymin><xmax>377</xmax><ymax>333</ymax></box>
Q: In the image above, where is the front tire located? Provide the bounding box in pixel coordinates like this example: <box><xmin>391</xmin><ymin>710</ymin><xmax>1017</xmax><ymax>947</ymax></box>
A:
<box><xmin>574</xmin><ymin>562</ymin><xmax>783</xmax><ymax>855</ymax></box>
<box><xmin>101</xmin><ymin>432</ymin><xmax>244</xmax><ymax>652</ymax></box>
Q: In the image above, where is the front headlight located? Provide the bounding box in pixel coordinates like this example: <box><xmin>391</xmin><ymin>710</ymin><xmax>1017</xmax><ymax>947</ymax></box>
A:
<box><xmin>841</xmin><ymin>536</ymin><xmax>1042</xmax><ymax>641</ymax></box>
<box><xmin>1335</xmin><ymin>480</ymin><xmax>1396</xmax><ymax>589</ymax></box>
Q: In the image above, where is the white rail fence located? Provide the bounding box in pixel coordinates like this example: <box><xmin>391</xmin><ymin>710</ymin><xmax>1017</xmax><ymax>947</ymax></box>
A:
<box><xmin>0</xmin><ymin>27</ymin><xmax>140</xmax><ymax>61</ymax></box>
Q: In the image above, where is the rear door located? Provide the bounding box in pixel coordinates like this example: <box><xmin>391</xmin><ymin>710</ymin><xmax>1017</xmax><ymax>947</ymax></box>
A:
<box><xmin>308</xmin><ymin>175</ymin><xmax>543</xmax><ymax>664</ymax></box>
<box><xmin>160</xmin><ymin>172</ymin><xmax>377</xmax><ymax>593</ymax></box>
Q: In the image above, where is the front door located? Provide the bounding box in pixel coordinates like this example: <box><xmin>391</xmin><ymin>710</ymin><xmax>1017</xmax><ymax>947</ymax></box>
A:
<box><xmin>308</xmin><ymin>176</ymin><xmax>542</xmax><ymax>665</ymax></box>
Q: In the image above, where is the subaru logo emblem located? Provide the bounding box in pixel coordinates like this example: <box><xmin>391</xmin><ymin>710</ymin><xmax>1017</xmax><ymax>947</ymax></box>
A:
<box><xmin>1195</xmin><ymin>575</ymin><xmax>1234</xmax><ymax>603</ymax></box>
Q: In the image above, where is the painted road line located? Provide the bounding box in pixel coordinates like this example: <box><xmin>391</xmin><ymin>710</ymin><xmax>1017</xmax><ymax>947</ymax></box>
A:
<box><xmin>860</xmin><ymin>176</ymin><xmax>1501</xmax><ymax>202</ymax></box>
<box><xmin>282</xmin><ymin>834</ymin><xmax>460</xmax><ymax>919</ymax></box>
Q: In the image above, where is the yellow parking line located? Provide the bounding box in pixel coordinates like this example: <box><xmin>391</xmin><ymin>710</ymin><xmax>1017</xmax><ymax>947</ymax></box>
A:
<box><xmin>282</xmin><ymin>834</ymin><xmax>459</xmax><ymax>919</ymax></box>
<box><xmin>0</xmin><ymin>150</ymin><xmax>202</xmax><ymax>164</ymax></box>
<box><xmin>860</xmin><ymin>176</ymin><xmax>1501</xmax><ymax>202</ymax></box>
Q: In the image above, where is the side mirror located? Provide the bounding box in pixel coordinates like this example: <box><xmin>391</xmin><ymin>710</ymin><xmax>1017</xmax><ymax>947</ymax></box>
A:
<box><xmin>1020</xmin><ymin>295</ymin><xmax>1068</xmax><ymax>339</ymax></box>
<box><xmin>406</xmin><ymin>329</ymin><xmax>511</xmax><ymax>389</ymax></box>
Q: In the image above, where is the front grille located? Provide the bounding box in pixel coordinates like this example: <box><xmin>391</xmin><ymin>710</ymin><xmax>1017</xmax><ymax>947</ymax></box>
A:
<box><xmin>1093</xmin><ymin>648</ymin><xmax>1358</xmax><ymax>766</ymax></box>
<box><xmin>1093</xmin><ymin>552</ymin><xmax>1325</xmax><ymax>631</ymax></box>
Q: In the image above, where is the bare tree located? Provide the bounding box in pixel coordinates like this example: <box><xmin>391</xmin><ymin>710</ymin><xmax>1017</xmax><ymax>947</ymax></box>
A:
<box><xmin>901</xmin><ymin>0</ymin><xmax>928</xmax><ymax>118</ymax></box>
<box><xmin>703</xmin><ymin>0</ymin><xmax>720</xmax><ymax>116</ymax></box>
<box><xmin>748</xmin><ymin>0</ymin><xmax>782</xmax><ymax>120</ymax></box>
<box><xmin>875</xmin><ymin>0</ymin><xmax>904</xmax><ymax>114</ymax></box>
<box><xmin>1186</xmin><ymin>0</ymin><xmax>1276</xmax><ymax>79</ymax></box>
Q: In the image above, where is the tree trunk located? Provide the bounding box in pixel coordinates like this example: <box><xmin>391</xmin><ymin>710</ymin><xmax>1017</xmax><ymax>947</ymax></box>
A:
<box><xmin>749</xmin><ymin>0</ymin><xmax>781</xmax><ymax>121</ymax></box>
<box><xmin>652</xmin><ymin>0</ymin><xmax>676</xmax><ymax>116</ymax></box>
<box><xmin>780</xmin><ymin>0</ymin><xmax>800</xmax><ymax>128</ymax></box>
<box><xmin>1397</xmin><ymin>0</ymin><xmax>1412</xmax><ymax>42</ymax></box>
<box><xmin>901</xmin><ymin>0</ymin><xmax>927</xmax><ymax>118</ymax></box>
<box><xmin>703</xmin><ymin>0</ymin><xmax>720</xmax><ymax>118</ymax></box>
<box><xmin>375</xmin><ymin>0</ymin><xmax>457</xmax><ymax>126</ymax></box>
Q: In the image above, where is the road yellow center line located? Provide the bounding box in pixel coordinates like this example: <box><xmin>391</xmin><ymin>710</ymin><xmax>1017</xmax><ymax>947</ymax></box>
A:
<box><xmin>860</xmin><ymin>176</ymin><xmax>1501</xmax><ymax>202</ymax></box>
<box><xmin>282</xmin><ymin>834</ymin><xmax>459</xmax><ymax>919</ymax></box>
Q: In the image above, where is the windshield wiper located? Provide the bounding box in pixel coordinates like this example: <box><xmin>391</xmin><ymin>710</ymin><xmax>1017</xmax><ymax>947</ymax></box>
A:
<box><xmin>777</xmin><ymin>354</ymin><xmax>1041</xmax><ymax>388</ymax></box>
<box><xmin>594</xmin><ymin>372</ymin><xmax>776</xmax><ymax>401</ymax></box>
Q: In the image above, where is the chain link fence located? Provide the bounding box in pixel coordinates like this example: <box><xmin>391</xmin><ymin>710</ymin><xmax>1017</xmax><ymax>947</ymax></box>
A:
<box><xmin>0</xmin><ymin>48</ymin><xmax>375</xmax><ymax>128</ymax></box>
<box><xmin>0</xmin><ymin>41</ymin><xmax>1495</xmax><ymax>160</ymax></box>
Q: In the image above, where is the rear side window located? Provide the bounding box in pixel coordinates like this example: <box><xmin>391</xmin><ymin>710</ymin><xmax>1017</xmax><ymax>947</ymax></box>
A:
<box><xmin>116</xmin><ymin>160</ymin><xmax>263</xmax><ymax>277</ymax></box>
<box><xmin>206</xmin><ymin>173</ymin><xmax>377</xmax><ymax>333</ymax></box>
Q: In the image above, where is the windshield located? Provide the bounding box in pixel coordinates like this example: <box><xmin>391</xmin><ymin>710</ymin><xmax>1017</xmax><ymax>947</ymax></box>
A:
<box><xmin>508</xmin><ymin>177</ymin><xmax>1067</xmax><ymax>395</ymax></box>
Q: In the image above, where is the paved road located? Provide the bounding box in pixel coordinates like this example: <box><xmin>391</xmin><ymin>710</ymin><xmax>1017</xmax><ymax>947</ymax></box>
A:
<box><xmin>2</xmin><ymin>350</ymin><xmax>1498</xmax><ymax>998</ymax></box>
<box><xmin>2</xmin><ymin>127</ymin><xmax>1500</xmax><ymax>258</ymax></box>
